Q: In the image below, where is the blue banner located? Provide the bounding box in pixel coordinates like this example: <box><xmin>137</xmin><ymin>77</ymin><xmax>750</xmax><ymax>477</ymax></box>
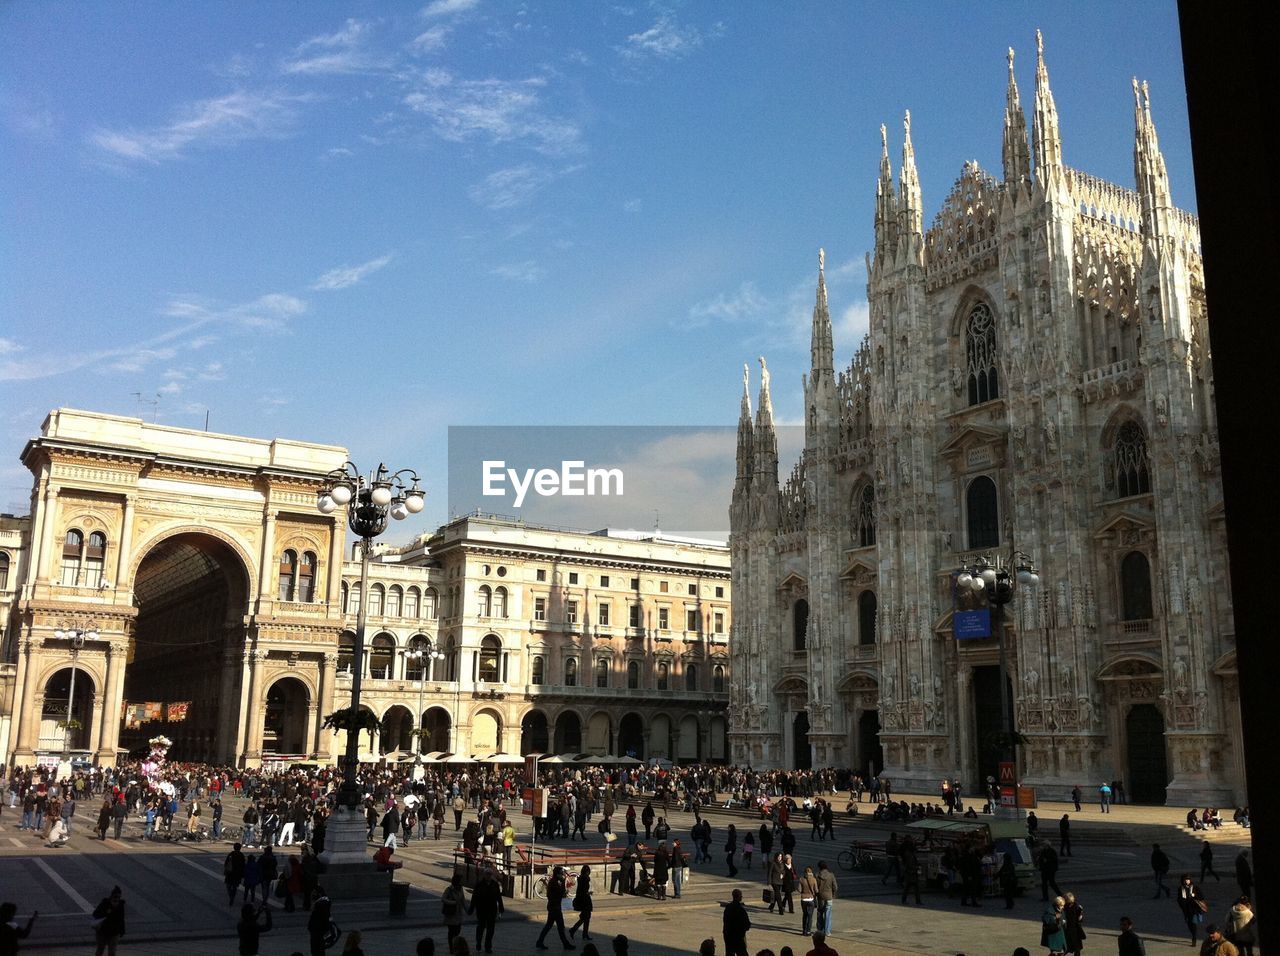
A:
<box><xmin>954</xmin><ymin>608</ymin><xmax>991</xmax><ymax>640</ymax></box>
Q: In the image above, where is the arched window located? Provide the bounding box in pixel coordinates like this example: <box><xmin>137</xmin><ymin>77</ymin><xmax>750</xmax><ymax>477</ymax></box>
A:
<box><xmin>424</xmin><ymin>588</ymin><xmax>438</xmax><ymax>619</ymax></box>
<box><xmin>479</xmin><ymin>635</ymin><xmax>502</xmax><ymax>682</ymax></box>
<box><xmin>348</xmin><ymin>583</ymin><xmax>362</xmax><ymax>616</ymax></box>
<box><xmin>405</xmin><ymin>636</ymin><xmax>430</xmax><ymax>681</ymax></box>
<box><xmin>858</xmin><ymin>591</ymin><xmax>878</xmax><ymax>646</ymax></box>
<box><xmin>278</xmin><ymin>549</ymin><xmax>299</xmax><ymax>600</ymax></box>
<box><xmin>627</xmin><ymin>660</ymin><xmax>640</xmax><ymax>689</ymax></box>
<box><xmin>338</xmin><ymin>632</ymin><xmax>356</xmax><ymax>674</ymax></box>
<box><xmin>856</xmin><ymin>484</ymin><xmax>876</xmax><ymax>548</ymax></box>
<box><xmin>596</xmin><ymin>657</ymin><xmax>610</xmax><ymax>688</ymax></box>
<box><xmin>84</xmin><ymin>532</ymin><xmax>107</xmax><ymax>588</ymax></box>
<box><xmin>1120</xmin><ymin>551</ymin><xmax>1154</xmax><ymax>621</ymax></box>
<box><xmin>493</xmin><ymin>586</ymin><xmax>508</xmax><ymax>618</ymax></box>
<box><xmin>685</xmin><ymin>663</ymin><xmax>699</xmax><ymax>691</ymax></box>
<box><xmin>478</xmin><ymin>585</ymin><xmax>492</xmax><ymax>617</ymax></box>
<box><xmin>713</xmin><ymin>664</ymin><xmax>726</xmax><ymax>693</ymax></box>
<box><xmin>657</xmin><ymin>661</ymin><xmax>670</xmax><ymax>690</ymax></box>
<box><xmin>1114</xmin><ymin>421</ymin><xmax>1152</xmax><ymax>497</ymax></box>
<box><xmin>0</xmin><ymin>552</ymin><xmax>9</xmax><ymax>591</ymax></box>
<box><xmin>793</xmin><ymin>599</ymin><xmax>809</xmax><ymax>652</ymax></box>
<box><xmin>368</xmin><ymin>633</ymin><xmax>395</xmax><ymax>679</ymax></box>
<box><xmin>61</xmin><ymin>529</ymin><xmax>84</xmax><ymax>586</ymax></box>
<box><xmin>966</xmin><ymin>476</ymin><xmax>999</xmax><ymax>549</ymax></box>
<box><xmin>368</xmin><ymin>584</ymin><xmax>384</xmax><ymax>617</ymax></box>
<box><xmin>564</xmin><ymin>657</ymin><xmax>578</xmax><ymax>687</ymax></box>
<box><xmin>531</xmin><ymin>655</ymin><xmax>545</xmax><ymax>685</ymax></box>
<box><xmin>965</xmin><ymin>302</ymin><xmax>999</xmax><ymax>405</ymax></box>
<box><xmin>341</xmin><ymin>582</ymin><xmax>350</xmax><ymax>614</ymax></box>
<box><xmin>404</xmin><ymin>586</ymin><xmax>420</xmax><ymax>619</ymax></box>
<box><xmin>297</xmin><ymin>551</ymin><xmax>316</xmax><ymax>602</ymax></box>
<box><xmin>386</xmin><ymin>585</ymin><xmax>402</xmax><ymax>618</ymax></box>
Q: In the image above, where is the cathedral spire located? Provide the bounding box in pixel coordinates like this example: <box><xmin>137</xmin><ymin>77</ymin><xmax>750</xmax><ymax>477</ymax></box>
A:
<box><xmin>736</xmin><ymin>363</ymin><xmax>754</xmax><ymax>481</ymax></box>
<box><xmin>898</xmin><ymin>110</ymin><xmax>922</xmax><ymax>237</ymax></box>
<box><xmin>874</xmin><ymin>123</ymin><xmax>896</xmax><ymax>261</ymax></box>
<box><xmin>1133</xmin><ymin>77</ymin><xmax>1173</xmax><ymax>238</ymax></box>
<box><xmin>1002</xmin><ymin>46</ymin><xmax>1031</xmax><ymax>183</ymax></box>
<box><xmin>810</xmin><ymin>248</ymin><xmax>833</xmax><ymax>375</ymax></box>
<box><xmin>753</xmin><ymin>355</ymin><xmax>778</xmax><ymax>496</ymax></box>
<box><xmin>1032</xmin><ymin>29</ymin><xmax>1064</xmax><ymax>179</ymax></box>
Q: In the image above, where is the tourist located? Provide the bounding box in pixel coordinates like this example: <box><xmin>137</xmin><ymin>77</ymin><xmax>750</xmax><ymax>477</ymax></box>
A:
<box><xmin>815</xmin><ymin>861</ymin><xmax>838</xmax><ymax>936</ymax></box>
<box><xmin>341</xmin><ymin>930</ymin><xmax>365</xmax><ymax>956</ymax></box>
<box><xmin>725</xmin><ymin>824</ymin><xmax>739</xmax><ymax>877</ymax></box>
<box><xmin>236</xmin><ymin>903</ymin><xmax>272</xmax><ymax>956</ymax></box>
<box><xmin>469</xmin><ymin>867</ymin><xmax>504</xmax><ymax>954</ymax></box>
<box><xmin>1199</xmin><ymin>925</ymin><xmax>1237</xmax><ymax>956</ymax></box>
<box><xmin>1177</xmin><ymin>874</ymin><xmax>1208</xmax><ymax>946</ymax></box>
<box><xmin>1041</xmin><ymin>896</ymin><xmax>1067</xmax><ymax>956</ymax></box>
<box><xmin>442</xmin><ymin>874</ymin><xmax>466</xmax><ymax>944</ymax></box>
<box><xmin>806</xmin><ymin>932</ymin><xmax>839</xmax><ymax>956</ymax></box>
<box><xmin>1117</xmin><ymin>917</ymin><xmax>1145</xmax><ymax>956</ymax></box>
<box><xmin>535</xmin><ymin>865</ymin><xmax>574</xmax><ymax>950</ymax></box>
<box><xmin>569</xmin><ymin>864</ymin><xmax>594</xmax><ymax>941</ymax></box>
<box><xmin>91</xmin><ymin>886</ymin><xmax>126</xmax><ymax>956</ymax></box>
<box><xmin>224</xmin><ymin>843</ymin><xmax>246</xmax><ymax>905</ymax></box>
<box><xmin>307</xmin><ymin>885</ymin><xmax>333</xmax><ymax>956</ymax></box>
<box><xmin>0</xmin><ymin>902</ymin><xmax>37</xmax><ymax>953</ymax></box>
<box><xmin>1063</xmin><ymin>892</ymin><xmax>1085</xmax><ymax>956</ymax></box>
<box><xmin>798</xmin><ymin>866</ymin><xmax>819</xmax><ymax>935</ymax></box>
<box><xmin>722</xmin><ymin>888</ymin><xmax>751</xmax><ymax>956</ymax></box>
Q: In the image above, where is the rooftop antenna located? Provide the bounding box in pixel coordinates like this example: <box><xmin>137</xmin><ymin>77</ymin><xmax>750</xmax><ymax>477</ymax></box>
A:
<box><xmin>132</xmin><ymin>392</ymin><xmax>160</xmax><ymax>422</ymax></box>
<box><xmin>654</xmin><ymin>510</ymin><xmax>660</xmax><ymax>534</ymax></box>
<box><xmin>204</xmin><ymin>409</ymin><xmax>210</xmax><ymax>432</ymax></box>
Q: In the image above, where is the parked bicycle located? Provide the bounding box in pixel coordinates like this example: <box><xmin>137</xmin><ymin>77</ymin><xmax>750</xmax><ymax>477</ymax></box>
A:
<box><xmin>532</xmin><ymin>870</ymin><xmax>578</xmax><ymax>900</ymax></box>
<box><xmin>837</xmin><ymin>843</ymin><xmax>880</xmax><ymax>872</ymax></box>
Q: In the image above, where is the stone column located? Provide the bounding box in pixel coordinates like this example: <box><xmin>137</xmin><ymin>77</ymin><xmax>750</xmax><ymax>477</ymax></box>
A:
<box><xmin>35</xmin><ymin>484</ymin><xmax>59</xmax><ymax>583</ymax></box>
<box><xmin>218</xmin><ymin>649</ymin><xmax>241</xmax><ymax>762</ymax></box>
<box><xmin>956</xmin><ymin>668</ymin><xmax>974</xmax><ymax>788</ymax></box>
<box><xmin>258</xmin><ymin>511</ymin><xmax>277</xmax><ymax>604</ymax></box>
<box><xmin>88</xmin><ymin>693</ymin><xmax>105</xmax><ymax>755</ymax></box>
<box><xmin>22</xmin><ymin>693</ymin><xmax>47</xmax><ymax>754</ymax></box>
<box><xmin>10</xmin><ymin>639</ymin><xmax>37</xmax><ymax>760</ymax></box>
<box><xmin>115</xmin><ymin>494</ymin><xmax>136</xmax><ymax>587</ymax></box>
<box><xmin>325</xmin><ymin>517</ymin><xmax>344</xmax><ymax>607</ymax></box>
<box><xmin>243</xmin><ymin>651</ymin><xmax>266</xmax><ymax>762</ymax></box>
<box><xmin>97</xmin><ymin>643</ymin><xmax>126</xmax><ymax>764</ymax></box>
<box><xmin>314</xmin><ymin>654</ymin><xmax>337</xmax><ymax>759</ymax></box>
<box><xmin>233</xmin><ymin>651</ymin><xmax>253</xmax><ymax>762</ymax></box>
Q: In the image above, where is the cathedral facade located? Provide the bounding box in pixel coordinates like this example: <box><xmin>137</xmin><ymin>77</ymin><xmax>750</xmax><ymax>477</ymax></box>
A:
<box><xmin>728</xmin><ymin>34</ymin><xmax>1240</xmax><ymax>805</ymax></box>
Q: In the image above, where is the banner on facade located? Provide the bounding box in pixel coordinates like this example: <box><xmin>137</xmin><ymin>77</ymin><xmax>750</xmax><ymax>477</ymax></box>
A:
<box><xmin>122</xmin><ymin>701</ymin><xmax>166</xmax><ymax>728</ymax></box>
<box><xmin>166</xmin><ymin>702</ymin><xmax>190</xmax><ymax>722</ymax></box>
<box><xmin>952</xmin><ymin>573</ymin><xmax>991</xmax><ymax>639</ymax></box>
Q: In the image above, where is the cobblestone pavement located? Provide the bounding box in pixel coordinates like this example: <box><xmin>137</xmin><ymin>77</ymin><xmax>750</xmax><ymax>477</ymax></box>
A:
<box><xmin>0</xmin><ymin>790</ymin><xmax>1250</xmax><ymax>955</ymax></box>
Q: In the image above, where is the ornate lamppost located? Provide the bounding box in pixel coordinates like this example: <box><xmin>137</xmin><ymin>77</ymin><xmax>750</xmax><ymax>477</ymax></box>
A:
<box><xmin>403</xmin><ymin>641</ymin><xmax>444</xmax><ymax>767</ymax></box>
<box><xmin>316</xmin><ymin>462</ymin><xmax>423</xmax><ymax>874</ymax></box>
<box><xmin>955</xmin><ymin>551</ymin><xmax>1038</xmax><ymax>812</ymax></box>
<box><xmin>53</xmin><ymin>620</ymin><xmax>98</xmax><ymax>764</ymax></box>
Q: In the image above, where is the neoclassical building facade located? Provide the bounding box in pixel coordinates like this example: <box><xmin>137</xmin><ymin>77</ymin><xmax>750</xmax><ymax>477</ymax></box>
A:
<box><xmin>0</xmin><ymin>409</ymin><xmax>730</xmax><ymax>768</ymax></box>
<box><xmin>729</xmin><ymin>35</ymin><xmax>1240</xmax><ymax>804</ymax></box>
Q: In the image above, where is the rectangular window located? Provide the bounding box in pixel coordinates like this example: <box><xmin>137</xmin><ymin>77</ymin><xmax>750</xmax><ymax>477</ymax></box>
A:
<box><xmin>537</xmin><ymin>568</ymin><xmax>547</xmax><ymax>582</ymax></box>
<box><xmin>600</xmin><ymin>575</ymin><xmax>610</xmax><ymax>588</ymax></box>
<box><xmin>569</xmin><ymin>572</ymin><xmax>579</xmax><ymax>585</ymax></box>
<box><xmin>629</xmin><ymin>604</ymin><xmax>641</xmax><ymax>628</ymax></box>
<box><xmin>659</xmin><ymin>581</ymin><xmax>669</xmax><ymax>593</ymax></box>
<box><xmin>714</xmin><ymin>612</ymin><xmax>725</xmax><ymax>634</ymax></box>
<box><xmin>566</xmin><ymin>600</ymin><xmax>578</xmax><ymax>624</ymax></box>
<box><xmin>631</xmin><ymin>577</ymin><xmax>640</xmax><ymax>590</ymax></box>
<box><xmin>687</xmin><ymin>609</ymin><xmax>699</xmax><ymax>631</ymax></box>
<box><xmin>658</xmin><ymin>607</ymin><xmax>669</xmax><ymax>630</ymax></box>
<box><xmin>688</xmin><ymin>583</ymin><xmax>697</xmax><ymax>596</ymax></box>
<box><xmin>534</xmin><ymin>597</ymin><xmax>546</xmax><ymax>622</ymax></box>
<box><xmin>715</xmin><ymin>586</ymin><xmax>724</xmax><ymax>598</ymax></box>
<box><xmin>598</xmin><ymin>603</ymin><xmax>610</xmax><ymax>626</ymax></box>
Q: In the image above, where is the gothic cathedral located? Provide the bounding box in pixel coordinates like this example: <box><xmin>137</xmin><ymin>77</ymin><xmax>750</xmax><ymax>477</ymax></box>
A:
<box><xmin>728</xmin><ymin>34</ymin><xmax>1240</xmax><ymax>805</ymax></box>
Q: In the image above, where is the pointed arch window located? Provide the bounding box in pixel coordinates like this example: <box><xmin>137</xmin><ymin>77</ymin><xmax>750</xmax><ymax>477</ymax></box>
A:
<box><xmin>965</xmin><ymin>302</ymin><xmax>999</xmax><ymax>405</ymax></box>
<box><xmin>478</xmin><ymin>585</ymin><xmax>492</xmax><ymax>617</ymax></box>
<box><xmin>493</xmin><ymin>586</ymin><xmax>508</xmax><ymax>618</ymax></box>
<box><xmin>657</xmin><ymin>661</ymin><xmax>670</xmax><ymax>690</ymax></box>
<box><xmin>1114</xmin><ymin>421</ymin><xmax>1152</xmax><ymax>497</ymax></box>
<box><xmin>596</xmin><ymin>657</ymin><xmax>610</xmax><ymax>688</ymax></box>
<box><xmin>564</xmin><ymin>657</ymin><xmax>578</xmax><ymax>687</ymax></box>
<box><xmin>793</xmin><ymin>599</ymin><xmax>809</xmax><ymax>652</ymax></box>
<box><xmin>713</xmin><ymin>664</ymin><xmax>726</xmax><ymax>693</ymax></box>
<box><xmin>966</xmin><ymin>476</ymin><xmax>999</xmax><ymax>549</ymax></box>
<box><xmin>531</xmin><ymin>655</ymin><xmax>545</xmax><ymax>685</ymax></box>
<box><xmin>856</xmin><ymin>484</ymin><xmax>876</xmax><ymax>547</ymax></box>
<box><xmin>627</xmin><ymin>659</ymin><xmax>640</xmax><ymax>689</ymax></box>
<box><xmin>1120</xmin><ymin>551</ymin><xmax>1153</xmax><ymax>621</ymax></box>
<box><xmin>858</xmin><ymin>591</ymin><xmax>878</xmax><ymax>646</ymax></box>
<box><xmin>385</xmin><ymin>584</ymin><xmax>402</xmax><ymax>618</ymax></box>
<box><xmin>685</xmin><ymin>663</ymin><xmax>699</xmax><ymax>691</ymax></box>
<box><xmin>297</xmin><ymin>551</ymin><xmax>317</xmax><ymax>602</ymax></box>
<box><xmin>83</xmin><ymin>531</ymin><xmax>107</xmax><ymax>588</ymax></box>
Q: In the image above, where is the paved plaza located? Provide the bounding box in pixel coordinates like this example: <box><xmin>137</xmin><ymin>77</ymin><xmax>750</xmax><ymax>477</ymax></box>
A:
<box><xmin>0</xmin><ymin>792</ymin><xmax>1251</xmax><ymax>955</ymax></box>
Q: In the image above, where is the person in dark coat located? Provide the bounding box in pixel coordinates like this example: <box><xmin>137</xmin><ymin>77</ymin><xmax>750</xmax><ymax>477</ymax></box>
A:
<box><xmin>307</xmin><ymin>887</ymin><xmax>332</xmax><ymax>956</ymax></box>
<box><xmin>0</xmin><ymin>902</ymin><xmax>37</xmax><ymax>952</ymax></box>
<box><xmin>998</xmin><ymin>852</ymin><xmax>1019</xmax><ymax>909</ymax></box>
<box><xmin>1235</xmin><ymin>851</ymin><xmax>1252</xmax><ymax>898</ymax></box>
<box><xmin>1117</xmin><ymin>916</ymin><xmax>1146</xmax><ymax>956</ymax></box>
<box><xmin>534</xmin><ymin>866</ymin><xmax>573</xmax><ymax>950</ymax></box>
<box><xmin>568</xmin><ymin>865</ymin><xmax>593</xmax><ymax>942</ymax></box>
<box><xmin>1176</xmin><ymin>874</ymin><xmax>1206</xmax><ymax>945</ymax></box>
<box><xmin>724</xmin><ymin>824</ymin><xmax>738</xmax><ymax>878</ymax></box>
<box><xmin>1151</xmin><ymin>844</ymin><xmax>1172</xmax><ymax>899</ymax></box>
<box><xmin>469</xmin><ymin>867</ymin><xmax>505</xmax><ymax>954</ymax></box>
<box><xmin>722</xmin><ymin>888</ymin><xmax>751</xmax><ymax>956</ymax></box>
<box><xmin>1063</xmin><ymin>891</ymin><xmax>1086</xmax><ymax>956</ymax></box>
<box><xmin>91</xmin><ymin>886</ymin><xmax>125</xmax><ymax>956</ymax></box>
<box><xmin>96</xmin><ymin>800</ymin><xmax>112</xmax><ymax>841</ymax></box>
<box><xmin>1200</xmin><ymin>843</ymin><xmax>1221</xmax><ymax>883</ymax></box>
<box><xmin>1038</xmin><ymin>844</ymin><xmax>1063</xmax><ymax>901</ymax></box>
<box><xmin>651</xmin><ymin>844</ymin><xmax>670</xmax><ymax>900</ymax></box>
<box><xmin>224</xmin><ymin>843</ymin><xmax>246</xmax><ymax>906</ymax></box>
<box><xmin>1059</xmin><ymin>815</ymin><xmax>1072</xmax><ymax>857</ymax></box>
<box><xmin>900</xmin><ymin>837</ymin><xmax>923</xmax><ymax>905</ymax></box>
<box><xmin>381</xmin><ymin>805</ymin><xmax>400</xmax><ymax>849</ymax></box>
<box><xmin>236</xmin><ymin>903</ymin><xmax>272</xmax><ymax>956</ymax></box>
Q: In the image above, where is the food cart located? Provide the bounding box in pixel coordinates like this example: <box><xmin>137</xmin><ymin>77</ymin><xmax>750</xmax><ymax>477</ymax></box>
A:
<box><xmin>905</xmin><ymin>818</ymin><xmax>1036</xmax><ymax>895</ymax></box>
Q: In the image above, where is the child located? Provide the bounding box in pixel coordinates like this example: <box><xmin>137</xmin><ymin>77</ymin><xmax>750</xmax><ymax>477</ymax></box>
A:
<box><xmin>742</xmin><ymin>831</ymin><xmax>755</xmax><ymax>869</ymax></box>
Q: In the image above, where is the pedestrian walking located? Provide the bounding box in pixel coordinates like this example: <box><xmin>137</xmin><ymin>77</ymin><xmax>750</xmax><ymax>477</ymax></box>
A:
<box><xmin>1117</xmin><ymin>916</ymin><xmax>1145</xmax><ymax>956</ymax></box>
<box><xmin>1038</xmin><ymin>845</ymin><xmax>1063</xmax><ymax>901</ymax></box>
<box><xmin>767</xmin><ymin>853</ymin><xmax>785</xmax><ymax>914</ymax></box>
<box><xmin>999</xmin><ymin>852</ymin><xmax>1018</xmax><ymax>910</ymax></box>
<box><xmin>1071</xmin><ymin>785</ymin><xmax>1082</xmax><ymax>813</ymax></box>
<box><xmin>535</xmin><ymin>865</ymin><xmax>574</xmax><ymax>950</ymax></box>
<box><xmin>569</xmin><ymin>865</ymin><xmax>593</xmax><ymax>942</ymax></box>
<box><xmin>224</xmin><ymin>843</ymin><xmax>246</xmax><ymax>906</ymax></box>
<box><xmin>815</xmin><ymin>860</ymin><xmax>838</xmax><ymax>935</ymax></box>
<box><xmin>1099</xmin><ymin>783</ymin><xmax>1112</xmax><ymax>813</ymax></box>
<box><xmin>1151</xmin><ymin>845</ymin><xmax>1172</xmax><ymax>899</ymax></box>
<box><xmin>799</xmin><ymin>865</ymin><xmax>819</xmax><ymax>935</ymax></box>
<box><xmin>468</xmin><ymin>866</ymin><xmax>504</xmax><ymax>954</ymax></box>
<box><xmin>722</xmin><ymin>888</ymin><xmax>751</xmax><ymax>956</ymax></box>
<box><xmin>442</xmin><ymin>874</ymin><xmax>466</xmax><ymax>945</ymax></box>
<box><xmin>307</xmin><ymin>887</ymin><xmax>332</xmax><ymax>956</ymax></box>
<box><xmin>1041</xmin><ymin>896</ymin><xmax>1067</xmax><ymax>956</ymax></box>
<box><xmin>1200</xmin><ymin>844</ymin><xmax>1221</xmax><ymax>883</ymax></box>
<box><xmin>1234</xmin><ymin>852</ymin><xmax>1252</xmax><ymax>898</ymax></box>
<box><xmin>671</xmin><ymin>839</ymin><xmax>687</xmax><ymax>899</ymax></box>
<box><xmin>0</xmin><ymin>902</ymin><xmax>37</xmax><ymax>953</ymax></box>
<box><xmin>725</xmin><ymin>824</ymin><xmax>739</xmax><ymax>877</ymax></box>
<box><xmin>1177</xmin><ymin>874</ymin><xmax>1207</xmax><ymax>946</ymax></box>
<box><xmin>236</xmin><ymin>903</ymin><xmax>272</xmax><ymax>956</ymax></box>
<box><xmin>1059</xmin><ymin>815</ymin><xmax>1072</xmax><ymax>857</ymax></box>
<box><xmin>1199</xmin><ymin>925</ymin><xmax>1237</xmax><ymax>956</ymax></box>
<box><xmin>1064</xmin><ymin>891</ymin><xmax>1086</xmax><ymax>956</ymax></box>
<box><xmin>901</xmin><ymin>838</ymin><xmax>923</xmax><ymax>905</ymax></box>
<box><xmin>91</xmin><ymin>886</ymin><xmax>125</xmax><ymax>956</ymax></box>
<box><xmin>1225</xmin><ymin>897</ymin><xmax>1256</xmax><ymax>956</ymax></box>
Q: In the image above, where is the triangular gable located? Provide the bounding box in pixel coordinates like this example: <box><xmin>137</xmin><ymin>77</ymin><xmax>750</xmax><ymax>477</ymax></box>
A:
<box><xmin>1097</xmin><ymin>655</ymin><xmax>1162</xmax><ymax>680</ymax></box>
<box><xmin>772</xmin><ymin>675</ymin><xmax>809</xmax><ymax>695</ymax></box>
<box><xmin>1091</xmin><ymin>509</ymin><xmax>1156</xmax><ymax>539</ymax></box>
<box><xmin>777</xmin><ymin>571</ymin><xmax>807</xmax><ymax>592</ymax></box>
<box><xmin>837</xmin><ymin>670</ymin><xmax>878</xmax><ymax>693</ymax></box>
<box><xmin>939</xmin><ymin>423</ymin><xmax>1005</xmax><ymax>459</ymax></box>
<box><xmin>839</xmin><ymin>555</ymin><xmax>877</xmax><ymax>580</ymax></box>
<box><xmin>1211</xmin><ymin>648</ymin><xmax>1236</xmax><ymax>676</ymax></box>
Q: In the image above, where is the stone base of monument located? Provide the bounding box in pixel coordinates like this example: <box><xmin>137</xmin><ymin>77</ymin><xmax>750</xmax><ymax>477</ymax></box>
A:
<box><xmin>318</xmin><ymin>805</ymin><xmax>392</xmax><ymax>899</ymax></box>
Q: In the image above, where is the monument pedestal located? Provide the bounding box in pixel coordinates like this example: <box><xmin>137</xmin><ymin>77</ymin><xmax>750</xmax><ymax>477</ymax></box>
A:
<box><xmin>318</xmin><ymin>806</ymin><xmax>391</xmax><ymax>899</ymax></box>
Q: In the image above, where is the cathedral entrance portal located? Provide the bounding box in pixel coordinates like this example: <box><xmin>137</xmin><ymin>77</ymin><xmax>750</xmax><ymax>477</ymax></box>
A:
<box><xmin>793</xmin><ymin>711</ymin><xmax>811</xmax><ymax>770</ymax></box>
<box><xmin>857</xmin><ymin>710</ymin><xmax>883</xmax><ymax>778</ymax></box>
<box><xmin>125</xmin><ymin>532</ymin><xmax>250</xmax><ymax>762</ymax></box>
<box><xmin>972</xmin><ymin>665</ymin><xmax>1014</xmax><ymax>787</ymax></box>
<box><xmin>1126</xmin><ymin>704</ymin><xmax>1169</xmax><ymax>804</ymax></box>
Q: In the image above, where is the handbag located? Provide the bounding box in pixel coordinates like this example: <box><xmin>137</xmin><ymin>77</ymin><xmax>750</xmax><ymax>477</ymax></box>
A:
<box><xmin>1196</xmin><ymin>899</ymin><xmax>1209</xmax><ymax>914</ymax></box>
<box><xmin>275</xmin><ymin>875</ymin><xmax>288</xmax><ymax>899</ymax></box>
<box><xmin>323</xmin><ymin>921</ymin><xmax>341</xmax><ymax>948</ymax></box>
<box><xmin>762</xmin><ymin>888</ymin><xmax>773</xmax><ymax>905</ymax></box>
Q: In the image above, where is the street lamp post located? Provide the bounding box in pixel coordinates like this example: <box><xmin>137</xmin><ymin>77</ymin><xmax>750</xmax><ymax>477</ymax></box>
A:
<box><xmin>316</xmin><ymin>461</ymin><xmax>423</xmax><ymax>877</ymax></box>
<box><xmin>403</xmin><ymin>642</ymin><xmax>444</xmax><ymax>767</ymax></box>
<box><xmin>955</xmin><ymin>551</ymin><xmax>1038</xmax><ymax>814</ymax></box>
<box><xmin>53</xmin><ymin>621</ymin><xmax>99</xmax><ymax>763</ymax></box>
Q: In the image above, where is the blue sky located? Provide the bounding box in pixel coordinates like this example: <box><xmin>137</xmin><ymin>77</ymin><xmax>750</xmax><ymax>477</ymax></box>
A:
<box><xmin>0</xmin><ymin>2</ymin><xmax>1194</xmax><ymax>535</ymax></box>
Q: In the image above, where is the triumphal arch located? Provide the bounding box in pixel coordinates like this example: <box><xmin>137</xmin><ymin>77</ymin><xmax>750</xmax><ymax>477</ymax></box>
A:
<box><xmin>7</xmin><ymin>408</ymin><xmax>349</xmax><ymax>767</ymax></box>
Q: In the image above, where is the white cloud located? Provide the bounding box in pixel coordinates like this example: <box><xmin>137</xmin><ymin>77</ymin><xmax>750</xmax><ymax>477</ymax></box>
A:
<box><xmin>311</xmin><ymin>254</ymin><xmax>394</xmax><ymax>291</ymax></box>
<box><xmin>0</xmin><ymin>338</ymin><xmax>20</xmax><ymax>356</ymax></box>
<box><xmin>689</xmin><ymin>281</ymin><xmax>768</xmax><ymax>324</ymax></box>
<box><xmin>491</xmin><ymin>261</ymin><xmax>545</xmax><ymax>282</ymax></box>
<box><xmin>411</xmin><ymin>26</ymin><xmax>450</xmax><ymax>52</ymax></box>
<box><xmin>623</xmin><ymin>198</ymin><xmax>642</xmax><ymax>213</ymax></box>
<box><xmin>283</xmin><ymin>19</ymin><xmax>390</xmax><ymax>75</ymax></box>
<box><xmin>468</xmin><ymin>165</ymin><xmax>551</xmax><ymax>210</ymax></box>
<box><xmin>422</xmin><ymin>0</ymin><xmax>479</xmax><ymax>17</ymax></box>
<box><xmin>623</xmin><ymin>14</ymin><xmax>703</xmax><ymax>59</ymax></box>
<box><xmin>403</xmin><ymin>72</ymin><xmax>581</xmax><ymax>155</ymax></box>
<box><xmin>90</xmin><ymin>90</ymin><xmax>308</xmax><ymax>164</ymax></box>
